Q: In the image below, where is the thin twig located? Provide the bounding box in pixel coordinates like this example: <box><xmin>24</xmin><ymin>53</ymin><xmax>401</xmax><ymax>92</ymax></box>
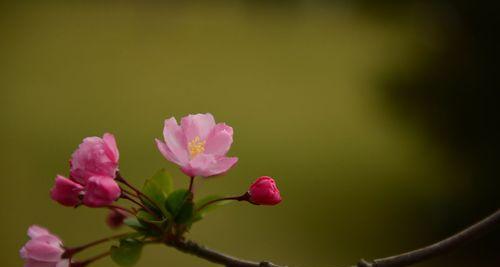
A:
<box><xmin>106</xmin><ymin>205</ymin><xmax>135</xmax><ymax>216</ymax></box>
<box><xmin>63</xmin><ymin>232</ymin><xmax>132</xmax><ymax>257</ymax></box>
<box><xmin>116</xmin><ymin>172</ymin><xmax>163</xmax><ymax>212</ymax></box>
<box><xmin>121</xmin><ymin>193</ymin><xmax>159</xmax><ymax>218</ymax></box>
<box><xmin>196</xmin><ymin>193</ymin><xmax>249</xmax><ymax>212</ymax></box>
<box><xmin>188</xmin><ymin>176</ymin><xmax>195</xmax><ymax>194</ymax></box>
<box><xmin>167</xmin><ymin>239</ymin><xmax>286</xmax><ymax>267</ymax></box>
<box><xmin>358</xmin><ymin>208</ymin><xmax>500</xmax><ymax>267</ymax></box>
<box><xmin>72</xmin><ymin>251</ymin><xmax>111</xmax><ymax>267</ymax></box>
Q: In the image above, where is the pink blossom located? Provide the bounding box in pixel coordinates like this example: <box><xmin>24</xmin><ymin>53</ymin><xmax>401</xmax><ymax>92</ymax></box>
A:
<box><xmin>248</xmin><ymin>176</ymin><xmax>282</xmax><ymax>205</ymax></box>
<box><xmin>70</xmin><ymin>133</ymin><xmax>119</xmax><ymax>184</ymax></box>
<box><xmin>82</xmin><ymin>176</ymin><xmax>121</xmax><ymax>207</ymax></box>
<box><xmin>20</xmin><ymin>225</ymin><xmax>69</xmax><ymax>267</ymax></box>
<box><xmin>50</xmin><ymin>175</ymin><xmax>84</xmax><ymax>207</ymax></box>
<box><xmin>156</xmin><ymin>113</ymin><xmax>238</xmax><ymax>177</ymax></box>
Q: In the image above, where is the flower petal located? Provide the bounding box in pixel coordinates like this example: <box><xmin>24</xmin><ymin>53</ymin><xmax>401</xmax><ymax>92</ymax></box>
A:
<box><xmin>56</xmin><ymin>259</ymin><xmax>70</xmax><ymax>267</ymax></box>
<box><xmin>50</xmin><ymin>175</ymin><xmax>84</xmax><ymax>207</ymax></box>
<box><xmin>163</xmin><ymin>118</ymin><xmax>189</xmax><ymax>165</ymax></box>
<box><xmin>103</xmin><ymin>133</ymin><xmax>119</xmax><ymax>163</ymax></box>
<box><xmin>208</xmin><ymin>156</ymin><xmax>238</xmax><ymax>176</ymax></box>
<box><xmin>27</xmin><ymin>226</ymin><xmax>51</xmax><ymax>239</ymax></box>
<box><xmin>24</xmin><ymin>259</ymin><xmax>59</xmax><ymax>267</ymax></box>
<box><xmin>180</xmin><ymin>113</ymin><xmax>215</xmax><ymax>141</ymax></box>
<box><xmin>155</xmin><ymin>139</ymin><xmax>182</xmax><ymax>165</ymax></box>
<box><xmin>182</xmin><ymin>154</ymin><xmax>238</xmax><ymax>177</ymax></box>
<box><xmin>83</xmin><ymin>176</ymin><xmax>121</xmax><ymax>207</ymax></box>
<box><xmin>23</xmin><ymin>236</ymin><xmax>64</xmax><ymax>262</ymax></box>
<box><xmin>205</xmin><ymin>123</ymin><xmax>233</xmax><ymax>156</ymax></box>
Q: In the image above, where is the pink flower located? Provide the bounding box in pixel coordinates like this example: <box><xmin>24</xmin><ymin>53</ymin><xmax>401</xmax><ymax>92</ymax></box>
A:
<box><xmin>106</xmin><ymin>209</ymin><xmax>128</xmax><ymax>229</ymax></box>
<box><xmin>156</xmin><ymin>113</ymin><xmax>238</xmax><ymax>177</ymax></box>
<box><xmin>70</xmin><ymin>133</ymin><xmax>119</xmax><ymax>184</ymax></box>
<box><xmin>82</xmin><ymin>176</ymin><xmax>121</xmax><ymax>207</ymax></box>
<box><xmin>20</xmin><ymin>225</ymin><xmax>69</xmax><ymax>267</ymax></box>
<box><xmin>50</xmin><ymin>175</ymin><xmax>84</xmax><ymax>207</ymax></box>
<box><xmin>248</xmin><ymin>176</ymin><xmax>282</xmax><ymax>205</ymax></box>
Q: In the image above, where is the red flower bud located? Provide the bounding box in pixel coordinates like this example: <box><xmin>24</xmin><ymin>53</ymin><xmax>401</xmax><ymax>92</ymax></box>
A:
<box><xmin>248</xmin><ymin>176</ymin><xmax>282</xmax><ymax>205</ymax></box>
<box><xmin>106</xmin><ymin>209</ymin><xmax>128</xmax><ymax>229</ymax></box>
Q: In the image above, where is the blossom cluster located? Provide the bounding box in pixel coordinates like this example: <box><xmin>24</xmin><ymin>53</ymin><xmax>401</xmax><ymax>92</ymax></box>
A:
<box><xmin>20</xmin><ymin>113</ymin><xmax>282</xmax><ymax>267</ymax></box>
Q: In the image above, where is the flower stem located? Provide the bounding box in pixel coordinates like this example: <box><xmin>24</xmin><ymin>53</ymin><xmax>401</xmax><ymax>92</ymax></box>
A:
<box><xmin>121</xmin><ymin>194</ymin><xmax>159</xmax><ymax>219</ymax></box>
<box><xmin>116</xmin><ymin>172</ymin><xmax>162</xmax><ymax>212</ymax></box>
<box><xmin>63</xmin><ymin>233</ymin><xmax>131</xmax><ymax>258</ymax></box>
<box><xmin>196</xmin><ymin>193</ymin><xmax>250</xmax><ymax>212</ymax></box>
<box><xmin>122</xmin><ymin>188</ymin><xmax>140</xmax><ymax>200</ymax></box>
<box><xmin>188</xmin><ymin>176</ymin><xmax>195</xmax><ymax>194</ymax></box>
<box><xmin>106</xmin><ymin>205</ymin><xmax>135</xmax><ymax>216</ymax></box>
<box><xmin>71</xmin><ymin>251</ymin><xmax>111</xmax><ymax>267</ymax></box>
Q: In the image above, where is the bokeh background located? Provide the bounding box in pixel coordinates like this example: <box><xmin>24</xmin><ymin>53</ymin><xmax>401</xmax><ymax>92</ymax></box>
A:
<box><xmin>1</xmin><ymin>1</ymin><xmax>498</xmax><ymax>266</ymax></box>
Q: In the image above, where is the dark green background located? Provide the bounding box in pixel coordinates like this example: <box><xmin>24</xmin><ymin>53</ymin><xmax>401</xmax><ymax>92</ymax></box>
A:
<box><xmin>1</xmin><ymin>1</ymin><xmax>498</xmax><ymax>267</ymax></box>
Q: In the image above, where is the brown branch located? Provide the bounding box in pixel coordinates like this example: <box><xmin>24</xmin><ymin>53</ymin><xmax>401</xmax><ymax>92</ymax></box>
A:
<box><xmin>164</xmin><ymin>209</ymin><xmax>499</xmax><ymax>267</ymax></box>
<box><xmin>357</xmin><ymin>208</ymin><xmax>500</xmax><ymax>267</ymax></box>
<box><xmin>166</xmin><ymin>239</ymin><xmax>286</xmax><ymax>267</ymax></box>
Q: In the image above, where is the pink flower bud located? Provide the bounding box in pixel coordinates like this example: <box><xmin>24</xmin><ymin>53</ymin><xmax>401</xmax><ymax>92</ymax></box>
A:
<box><xmin>50</xmin><ymin>175</ymin><xmax>84</xmax><ymax>207</ymax></box>
<box><xmin>106</xmin><ymin>209</ymin><xmax>128</xmax><ymax>229</ymax></box>
<box><xmin>20</xmin><ymin>225</ymin><xmax>69</xmax><ymax>267</ymax></box>
<box><xmin>70</xmin><ymin>133</ymin><xmax>119</xmax><ymax>184</ymax></box>
<box><xmin>83</xmin><ymin>176</ymin><xmax>121</xmax><ymax>207</ymax></box>
<box><xmin>248</xmin><ymin>176</ymin><xmax>282</xmax><ymax>205</ymax></box>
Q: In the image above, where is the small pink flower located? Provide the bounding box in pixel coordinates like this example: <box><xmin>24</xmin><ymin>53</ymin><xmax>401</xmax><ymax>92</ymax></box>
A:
<box><xmin>106</xmin><ymin>209</ymin><xmax>128</xmax><ymax>229</ymax></box>
<box><xmin>156</xmin><ymin>113</ymin><xmax>238</xmax><ymax>177</ymax></box>
<box><xmin>248</xmin><ymin>176</ymin><xmax>282</xmax><ymax>205</ymax></box>
<box><xmin>70</xmin><ymin>133</ymin><xmax>119</xmax><ymax>184</ymax></box>
<box><xmin>82</xmin><ymin>176</ymin><xmax>121</xmax><ymax>207</ymax></box>
<box><xmin>20</xmin><ymin>225</ymin><xmax>69</xmax><ymax>267</ymax></box>
<box><xmin>50</xmin><ymin>175</ymin><xmax>84</xmax><ymax>207</ymax></box>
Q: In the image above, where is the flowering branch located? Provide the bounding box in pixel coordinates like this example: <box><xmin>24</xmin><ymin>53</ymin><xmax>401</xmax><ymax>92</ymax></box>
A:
<box><xmin>20</xmin><ymin>113</ymin><xmax>498</xmax><ymax>267</ymax></box>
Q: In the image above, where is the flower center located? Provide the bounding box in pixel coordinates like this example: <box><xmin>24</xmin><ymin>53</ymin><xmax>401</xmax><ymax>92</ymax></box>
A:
<box><xmin>188</xmin><ymin>136</ymin><xmax>206</xmax><ymax>158</ymax></box>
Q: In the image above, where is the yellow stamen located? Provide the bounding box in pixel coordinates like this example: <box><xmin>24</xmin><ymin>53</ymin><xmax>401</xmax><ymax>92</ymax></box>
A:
<box><xmin>188</xmin><ymin>136</ymin><xmax>205</xmax><ymax>158</ymax></box>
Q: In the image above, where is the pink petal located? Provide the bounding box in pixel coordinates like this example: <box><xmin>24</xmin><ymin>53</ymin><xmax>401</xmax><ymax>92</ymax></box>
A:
<box><xmin>83</xmin><ymin>176</ymin><xmax>121</xmax><ymax>207</ymax></box>
<box><xmin>103</xmin><ymin>133</ymin><xmax>119</xmax><ymax>163</ymax></box>
<box><xmin>56</xmin><ymin>260</ymin><xmax>70</xmax><ymax>267</ymax></box>
<box><xmin>50</xmin><ymin>175</ymin><xmax>84</xmax><ymax>207</ymax></box>
<box><xmin>163</xmin><ymin>118</ymin><xmax>189</xmax><ymax>165</ymax></box>
<box><xmin>24</xmin><ymin>259</ymin><xmax>59</xmax><ymax>267</ymax></box>
<box><xmin>182</xmin><ymin>154</ymin><xmax>238</xmax><ymax>177</ymax></box>
<box><xmin>208</xmin><ymin>156</ymin><xmax>238</xmax><ymax>176</ymax></box>
<box><xmin>180</xmin><ymin>113</ymin><xmax>215</xmax><ymax>141</ymax></box>
<box><xmin>205</xmin><ymin>123</ymin><xmax>234</xmax><ymax>156</ymax></box>
<box><xmin>155</xmin><ymin>139</ymin><xmax>183</xmax><ymax>165</ymax></box>
<box><xmin>27</xmin><ymin>226</ymin><xmax>50</xmax><ymax>239</ymax></box>
<box><xmin>181</xmin><ymin>154</ymin><xmax>217</xmax><ymax>177</ymax></box>
<box><xmin>23</xmin><ymin>236</ymin><xmax>64</xmax><ymax>262</ymax></box>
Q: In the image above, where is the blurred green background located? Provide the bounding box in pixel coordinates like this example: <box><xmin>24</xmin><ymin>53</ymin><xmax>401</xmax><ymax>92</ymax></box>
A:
<box><xmin>1</xmin><ymin>1</ymin><xmax>498</xmax><ymax>267</ymax></box>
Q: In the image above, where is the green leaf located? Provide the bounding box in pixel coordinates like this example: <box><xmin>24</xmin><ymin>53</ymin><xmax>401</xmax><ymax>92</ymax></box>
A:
<box><xmin>142</xmin><ymin>169</ymin><xmax>173</xmax><ymax>210</ymax></box>
<box><xmin>165</xmin><ymin>189</ymin><xmax>194</xmax><ymax>224</ymax></box>
<box><xmin>136</xmin><ymin>210</ymin><xmax>168</xmax><ymax>229</ymax></box>
<box><xmin>123</xmin><ymin>218</ymin><xmax>147</xmax><ymax>232</ymax></box>
<box><xmin>110</xmin><ymin>239</ymin><xmax>143</xmax><ymax>267</ymax></box>
<box><xmin>176</xmin><ymin>202</ymin><xmax>194</xmax><ymax>224</ymax></box>
<box><xmin>136</xmin><ymin>210</ymin><xmax>156</xmax><ymax>222</ymax></box>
